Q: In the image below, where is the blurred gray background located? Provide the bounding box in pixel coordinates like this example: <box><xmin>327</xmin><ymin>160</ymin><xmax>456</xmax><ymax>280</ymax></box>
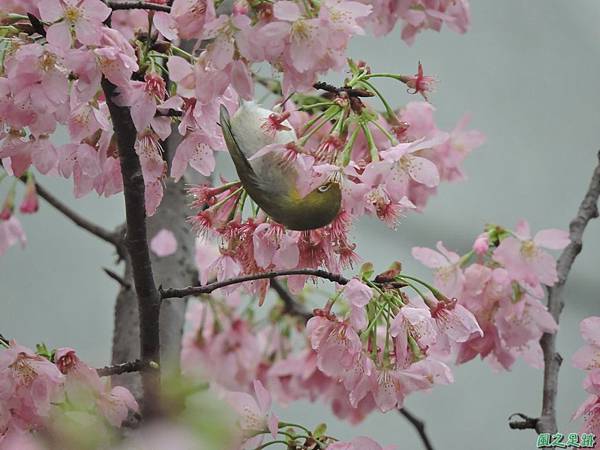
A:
<box><xmin>2</xmin><ymin>1</ymin><xmax>600</xmax><ymax>449</ymax></box>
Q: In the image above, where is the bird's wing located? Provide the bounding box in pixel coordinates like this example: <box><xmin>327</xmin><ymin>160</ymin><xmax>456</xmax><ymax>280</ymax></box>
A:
<box><xmin>219</xmin><ymin>104</ymin><xmax>260</xmax><ymax>188</ymax></box>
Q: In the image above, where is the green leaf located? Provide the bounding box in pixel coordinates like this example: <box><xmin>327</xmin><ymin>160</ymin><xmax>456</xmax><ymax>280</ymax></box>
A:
<box><xmin>35</xmin><ymin>343</ymin><xmax>54</xmax><ymax>361</ymax></box>
<box><xmin>313</xmin><ymin>423</ymin><xmax>327</xmax><ymax>438</ymax></box>
<box><xmin>359</xmin><ymin>262</ymin><xmax>374</xmax><ymax>280</ymax></box>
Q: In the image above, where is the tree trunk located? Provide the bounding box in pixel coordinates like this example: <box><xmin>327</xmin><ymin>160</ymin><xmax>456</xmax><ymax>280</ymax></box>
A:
<box><xmin>110</xmin><ymin>135</ymin><xmax>200</xmax><ymax>396</ymax></box>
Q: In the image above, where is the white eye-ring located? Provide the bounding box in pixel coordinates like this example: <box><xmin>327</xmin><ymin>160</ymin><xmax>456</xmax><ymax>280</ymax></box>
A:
<box><xmin>318</xmin><ymin>183</ymin><xmax>331</xmax><ymax>193</ymax></box>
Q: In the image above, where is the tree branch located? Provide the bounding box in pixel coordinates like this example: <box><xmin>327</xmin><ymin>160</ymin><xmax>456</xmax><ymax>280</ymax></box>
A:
<box><xmin>270</xmin><ymin>279</ymin><xmax>312</xmax><ymax>322</ymax></box>
<box><xmin>97</xmin><ymin>359</ymin><xmax>151</xmax><ymax>377</ymax></box>
<box><xmin>509</xmin><ymin>150</ymin><xmax>600</xmax><ymax>434</ymax></box>
<box><xmin>106</xmin><ymin>1</ymin><xmax>171</xmax><ymax>12</ymax></box>
<box><xmin>398</xmin><ymin>408</ymin><xmax>435</xmax><ymax>450</ymax></box>
<box><xmin>508</xmin><ymin>413</ymin><xmax>538</xmax><ymax>430</ymax></box>
<box><xmin>160</xmin><ymin>269</ymin><xmax>351</xmax><ymax>299</ymax></box>
<box><xmin>102</xmin><ymin>77</ymin><xmax>162</xmax><ymax>418</ymax></box>
<box><xmin>32</xmin><ymin>181</ymin><xmax>122</xmax><ymax>251</ymax></box>
<box><xmin>103</xmin><ymin>267</ymin><xmax>131</xmax><ymax>290</ymax></box>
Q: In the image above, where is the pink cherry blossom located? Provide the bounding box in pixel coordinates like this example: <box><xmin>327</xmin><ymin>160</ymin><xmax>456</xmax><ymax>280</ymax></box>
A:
<box><xmin>344</xmin><ymin>278</ymin><xmax>372</xmax><ymax>308</ymax></box>
<box><xmin>405</xmin><ymin>62</ymin><xmax>436</xmax><ymax>100</ymax></box>
<box><xmin>0</xmin><ymin>216</ymin><xmax>27</xmax><ymax>257</ymax></box>
<box><xmin>54</xmin><ymin>347</ymin><xmax>101</xmax><ymax>390</ymax></box>
<box><xmin>19</xmin><ymin>177</ymin><xmax>38</xmax><ymax>215</ymax></box>
<box><xmin>412</xmin><ymin>241</ymin><xmax>465</xmax><ymax>298</ymax></box>
<box><xmin>573</xmin><ymin>317</ymin><xmax>600</xmax><ymax>371</ymax></box>
<box><xmin>494</xmin><ymin>219</ymin><xmax>569</xmax><ymax>291</ymax></box>
<box><xmin>329</xmin><ymin>436</ymin><xmax>396</xmax><ymax>450</ymax></box>
<box><xmin>224</xmin><ymin>380</ymin><xmax>279</xmax><ymax>440</ymax></box>
<box><xmin>430</xmin><ymin>299</ymin><xmax>482</xmax><ymax>354</ymax></box>
<box><xmin>96</xmin><ymin>386</ymin><xmax>139</xmax><ymax>427</ymax></box>
<box><xmin>171</xmin><ymin>133</ymin><xmax>216</xmax><ymax>180</ymax></box>
<box><xmin>272</xmin><ymin>2</ymin><xmax>327</xmax><ymax>74</ymax></box>
<box><xmin>4</xmin><ymin>44</ymin><xmax>68</xmax><ymax>122</ymax></box>
<box><xmin>38</xmin><ymin>0</ymin><xmax>111</xmax><ymax>49</ymax></box>
<box><xmin>572</xmin><ymin>394</ymin><xmax>600</xmax><ymax>437</ymax></box>
<box><xmin>472</xmin><ymin>232</ymin><xmax>489</xmax><ymax>255</ymax></box>
<box><xmin>307</xmin><ymin>315</ymin><xmax>362</xmax><ymax>377</ymax></box>
<box><xmin>391</xmin><ymin>305</ymin><xmax>436</xmax><ymax>366</ymax></box>
<box><xmin>0</xmin><ymin>342</ymin><xmax>64</xmax><ymax>431</ymax></box>
<box><xmin>93</xmin><ymin>28</ymin><xmax>139</xmax><ymax>88</ymax></box>
<box><xmin>252</xmin><ymin>222</ymin><xmax>300</xmax><ymax>270</ymax></box>
<box><xmin>181</xmin><ymin>302</ymin><xmax>261</xmax><ymax>390</ymax></box>
<box><xmin>170</xmin><ymin>0</ymin><xmax>216</xmax><ymax>40</ymax></box>
<box><xmin>0</xmin><ymin>429</ymin><xmax>45</xmax><ymax>450</ymax></box>
<box><xmin>150</xmin><ymin>229</ymin><xmax>178</xmax><ymax>257</ymax></box>
<box><xmin>54</xmin><ymin>348</ymin><xmax>138</xmax><ymax>427</ymax></box>
<box><xmin>434</xmin><ymin>114</ymin><xmax>486</xmax><ymax>182</ymax></box>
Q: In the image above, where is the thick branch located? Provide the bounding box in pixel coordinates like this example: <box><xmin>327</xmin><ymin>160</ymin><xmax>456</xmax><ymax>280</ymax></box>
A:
<box><xmin>102</xmin><ymin>78</ymin><xmax>162</xmax><ymax>418</ymax></box>
<box><xmin>270</xmin><ymin>279</ymin><xmax>312</xmax><ymax>322</ymax></box>
<box><xmin>33</xmin><ymin>182</ymin><xmax>122</xmax><ymax>250</ymax></box>
<box><xmin>510</xmin><ymin>150</ymin><xmax>600</xmax><ymax>434</ymax></box>
<box><xmin>160</xmin><ymin>269</ymin><xmax>350</xmax><ymax>299</ymax></box>
<box><xmin>106</xmin><ymin>1</ymin><xmax>171</xmax><ymax>12</ymax></box>
<box><xmin>97</xmin><ymin>359</ymin><xmax>150</xmax><ymax>377</ymax></box>
<box><xmin>398</xmin><ymin>408</ymin><xmax>435</xmax><ymax>450</ymax></box>
<box><xmin>538</xmin><ymin>150</ymin><xmax>600</xmax><ymax>433</ymax></box>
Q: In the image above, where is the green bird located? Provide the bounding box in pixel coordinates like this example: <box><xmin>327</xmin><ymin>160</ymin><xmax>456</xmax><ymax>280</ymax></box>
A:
<box><xmin>219</xmin><ymin>102</ymin><xmax>342</xmax><ymax>231</ymax></box>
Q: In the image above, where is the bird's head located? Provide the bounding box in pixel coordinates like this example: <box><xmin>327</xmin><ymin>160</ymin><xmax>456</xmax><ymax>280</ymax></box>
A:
<box><xmin>270</xmin><ymin>180</ymin><xmax>342</xmax><ymax>231</ymax></box>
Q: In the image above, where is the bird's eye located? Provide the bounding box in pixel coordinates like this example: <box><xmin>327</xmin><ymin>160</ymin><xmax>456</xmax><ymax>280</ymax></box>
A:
<box><xmin>318</xmin><ymin>183</ymin><xmax>331</xmax><ymax>193</ymax></box>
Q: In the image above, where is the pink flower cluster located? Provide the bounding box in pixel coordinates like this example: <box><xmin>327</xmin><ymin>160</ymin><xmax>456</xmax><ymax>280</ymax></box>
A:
<box><xmin>0</xmin><ymin>341</ymin><xmax>138</xmax><ymax>446</ymax></box>
<box><xmin>572</xmin><ymin>317</ymin><xmax>600</xmax><ymax>436</ymax></box>
<box><xmin>413</xmin><ymin>219</ymin><xmax>568</xmax><ymax>371</ymax></box>
<box><xmin>183</xmin><ymin>239</ymin><xmax>483</xmax><ymax>423</ymax></box>
<box><xmin>188</xmin><ymin>95</ymin><xmax>483</xmax><ymax>298</ymax></box>
<box><xmin>367</xmin><ymin>0</ymin><xmax>471</xmax><ymax>44</ymax></box>
<box><xmin>0</xmin><ymin>0</ymin><xmax>474</xmax><ymax>219</ymax></box>
<box><xmin>0</xmin><ymin>32</ymin><xmax>134</xmax><ymax>197</ymax></box>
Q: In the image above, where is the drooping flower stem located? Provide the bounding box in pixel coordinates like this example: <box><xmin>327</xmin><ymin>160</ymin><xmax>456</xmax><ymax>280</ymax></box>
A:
<box><xmin>359</xmin><ymin>79</ymin><xmax>396</xmax><ymax>119</ymax></box>
<box><xmin>397</xmin><ymin>274</ymin><xmax>447</xmax><ymax>302</ymax></box>
<box><xmin>360</xmin><ymin>122</ymin><xmax>379</xmax><ymax>162</ymax></box>
<box><xmin>252</xmin><ymin>440</ymin><xmax>291</xmax><ymax>450</ymax></box>
<box><xmin>298</xmin><ymin>105</ymin><xmax>341</xmax><ymax>146</ymax></box>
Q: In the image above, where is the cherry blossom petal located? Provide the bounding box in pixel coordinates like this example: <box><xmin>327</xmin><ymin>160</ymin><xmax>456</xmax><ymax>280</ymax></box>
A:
<box><xmin>150</xmin><ymin>229</ymin><xmax>178</xmax><ymax>257</ymax></box>
<box><xmin>274</xmin><ymin>1</ymin><xmax>302</xmax><ymax>21</ymax></box>
<box><xmin>411</xmin><ymin>247</ymin><xmax>446</xmax><ymax>269</ymax></box>
<box><xmin>533</xmin><ymin>228</ymin><xmax>570</xmax><ymax>250</ymax></box>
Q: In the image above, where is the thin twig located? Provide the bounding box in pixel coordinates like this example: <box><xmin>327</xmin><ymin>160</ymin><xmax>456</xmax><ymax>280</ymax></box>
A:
<box><xmin>270</xmin><ymin>279</ymin><xmax>312</xmax><ymax>322</ymax></box>
<box><xmin>313</xmin><ymin>81</ymin><xmax>375</xmax><ymax>98</ymax></box>
<box><xmin>102</xmin><ymin>77</ymin><xmax>163</xmax><ymax>418</ymax></box>
<box><xmin>509</xmin><ymin>150</ymin><xmax>600</xmax><ymax>434</ymax></box>
<box><xmin>27</xmin><ymin>13</ymin><xmax>46</xmax><ymax>37</ymax></box>
<box><xmin>32</xmin><ymin>182</ymin><xmax>122</xmax><ymax>250</ymax></box>
<box><xmin>103</xmin><ymin>267</ymin><xmax>131</xmax><ymax>290</ymax></box>
<box><xmin>106</xmin><ymin>1</ymin><xmax>171</xmax><ymax>12</ymax></box>
<box><xmin>156</xmin><ymin>109</ymin><xmax>183</xmax><ymax>117</ymax></box>
<box><xmin>508</xmin><ymin>413</ymin><xmax>538</xmax><ymax>430</ymax></box>
<box><xmin>160</xmin><ymin>269</ymin><xmax>350</xmax><ymax>299</ymax></box>
<box><xmin>96</xmin><ymin>359</ymin><xmax>150</xmax><ymax>377</ymax></box>
<box><xmin>398</xmin><ymin>408</ymin><xmax>435</xmax><ymax>450</ymax></box>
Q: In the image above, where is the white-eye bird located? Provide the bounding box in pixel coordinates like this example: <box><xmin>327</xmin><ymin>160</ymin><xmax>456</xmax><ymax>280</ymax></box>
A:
<box><xmin>219</xmin><ymin>102</ymin><xmax>342</xmax><ymax>231</ymax></box>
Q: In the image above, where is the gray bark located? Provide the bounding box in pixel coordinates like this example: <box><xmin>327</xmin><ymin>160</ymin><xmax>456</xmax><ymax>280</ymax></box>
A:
<box><xmin>110</xmin><ymin>134</ymin><xmax>200</xmax><ymax>396</ymax></box>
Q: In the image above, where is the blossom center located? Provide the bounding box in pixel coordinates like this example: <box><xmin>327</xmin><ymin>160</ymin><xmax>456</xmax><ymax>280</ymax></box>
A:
<box><xmin>39</xmin><ymin>53</ymin><xmax>56</xmax><ymax>72</ymax></box>
<box><xmin>64</xmin><ymin>6</ymin><xmax>81</xmax><ymax>23</ymax></box>
<box><xmin>9</xmin><ymin>355</ymin><xmax>36</xmax><ymax>385</ymax></box>
<box><xmin>292</xmin><ymin>20</ymin><xmax>312</xmax><ymax>41</ymax></box>
<box><xmin>520</xmin><ymin>240</ymin><xmax>537</xmax><ymax>258</ymax></box>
